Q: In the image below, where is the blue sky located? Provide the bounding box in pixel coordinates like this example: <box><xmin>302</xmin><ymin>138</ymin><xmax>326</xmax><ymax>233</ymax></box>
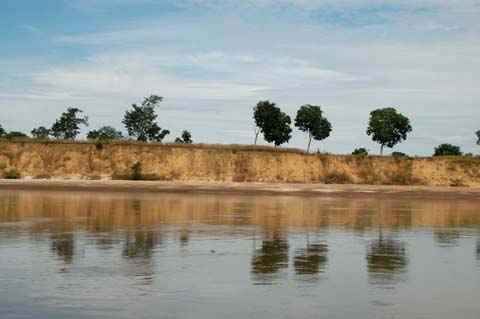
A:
<box><xmin>1</xmin><ymin>0</ymin><xmax>479</xmax><ymax>155</ymax></box>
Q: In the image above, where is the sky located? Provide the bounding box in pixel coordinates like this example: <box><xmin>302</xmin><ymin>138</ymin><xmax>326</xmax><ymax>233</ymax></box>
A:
<box><xmin>1</xmin><ymin>0</ymin><xmax>479</xmax><ymax>155</ymax></box>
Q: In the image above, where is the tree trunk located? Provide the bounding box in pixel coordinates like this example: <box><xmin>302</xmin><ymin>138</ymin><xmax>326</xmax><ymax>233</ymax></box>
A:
<box><xmin>380</xmin><ymin>144</ymin><xmax>384</xmax><ymax>156</ymax></box>
<box><xmin>307</xmin><ymin>134</ymin><xmax>312</xmax><ymax>153</ymax></box>
<box><xmin>254</xmin><ymin>127</ymin><xmax>259</xmax><ymax>145</ymax></box>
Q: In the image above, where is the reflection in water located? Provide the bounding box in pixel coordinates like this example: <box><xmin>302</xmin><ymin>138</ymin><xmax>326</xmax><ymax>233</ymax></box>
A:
<box><xmin>1</xmin><ymin>190</ymin><xmax>480</xmax><ymax>319</ymax></box>
<box><xmin>251</xmin><ymin>232</ymin><xmax>289</xmax><ymax>283</ymax></box>
<box><xmin>434</xmin><ymin>229</ymin><xmax>461</xmax><ymax>247</ymax></box>
<box><xmin>50</xmin><ymin>233</ymin><xmax>75</xmax><ymax>264</ymax></box>
<box><xmin>366</xmin><ymin>231</ymin><xmax>409</xmax><ymax>287</ymax></box>
<box><xmin>293</xmin><ymin>242</ymin><xmax>328</xmax><ymax>279</ymax></box>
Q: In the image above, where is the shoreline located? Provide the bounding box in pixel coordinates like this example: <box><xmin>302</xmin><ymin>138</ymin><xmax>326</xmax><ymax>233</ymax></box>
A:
<box><xmin>0</xmin><ymin>179</ymin><xmax>479</xmax><ymax>200</ymax></box>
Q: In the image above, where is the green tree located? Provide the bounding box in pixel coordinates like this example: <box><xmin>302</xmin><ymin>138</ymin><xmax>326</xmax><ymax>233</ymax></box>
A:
<box><xmin>3</xmin><ymin>131</ymin><xmax>28</xmax><ymax>140</ymax></box>
<box><xmin>391</xmin><ymin>151</ymin><xmax>408</xmax><ymax>157</ymax></box>
<box><xmin>476</xmin><ymin>130</ymin><xmax>480</xmax><ymax>145</ymax></box>
<box><xmin>87</xmin><ymin>126</ymin><xmax>123</xmax><ymax>140</ymax></box>
<box><xmin>294</xmin><ymin>105</ymin><xmax>332</xmax><ymax>152</ymax></box>
<box><xmin>352</xmin><ymin>148</ymin><xmax>369</xmax><ymax>156</ymax></box>
<box><xmin>50</xmin><ymin>107</ymin><xmax>88</xmax><ymax>140</ymax></box>
<box><xmin>31</xmin><ymin>126</ymin><xmax>50</xmax><ymax>139</ymax></box>
<box><xmin>253</xmin><ymin>101</ymin><xmax>292</xmax><ymax>147</ymax></box>
<box><xmin>175</xmin><ymin>130</ymin><xmax>193</xmax><ymax>144</ymax></box>
<box><xmin>0</xmin><ymin>125</ymin><xmax>5</xmax><ymax>137</ymax></box>
<box><xmin>434</xmin><ymin>144</ymin><xmax>462</xmax><ymax>156</ymax></box>
<box><xmin>122</xmin><ymin>95</ymin><xmax>170</xmax><ymax>142</ymax></box>
<box><xmin>366</xmin><ymin>107</ymin><xmax>412</xmax><ymax>155</ymax></box>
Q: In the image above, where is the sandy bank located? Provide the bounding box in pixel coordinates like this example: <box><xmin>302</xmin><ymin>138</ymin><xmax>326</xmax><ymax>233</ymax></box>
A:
<box><xmin>0</xmin><ymin>179</ymin><xmax>479</xmax><ymax>200</ymax></box>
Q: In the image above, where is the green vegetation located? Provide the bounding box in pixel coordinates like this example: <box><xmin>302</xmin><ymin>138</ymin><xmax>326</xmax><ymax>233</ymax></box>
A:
<box><xmin>175</xmin><ymin>130</ymin><xmax>193</xmax><ymax>144</ymax></box>
<box><xmin>122</xmin><ymin>95</ymin><xmax>170</xmax><ymax>142</ymax></box>
<box><xmin>3</xmin><ymin>169</ymin><xmax>21</xmax><ymax>179</ymax></box>
<box><xmin>366</xmin><ymin>107</ymin><xmax>412</xmax><ymax>155</ymax></box>
<box><xmin>253</xmin><ymin>101</ymin><xmax>292</xmax><ymax>147</ymax></box>
<box><xmin>87</xmin><ymin>126</ymin><xmax>123</xmax><ymax>141</ymax></box>
<box><xmin>294</xmin><ymin>104</ymin><xmax>332</xmax><ymax>152</ymax></box>
<box><xmin>352</xmin><ymin>148</ymin><xmax>369</xmax><ymax>156</ymax></box>
<box><xmin>476</xmin><ymin>130</ymin><xmax>480</xmax><ymax>145</ymax></box>
<box><xmin>391</xmin><ymin>151</ymin><xmax>408</xmax><ymax>157</ymax></box>
<box><xmin>113</xmin><ymin>162</ymin><xmax>161</xmax><ymax>181</ymax></box>
<box><xmin>324</xmin><ymin>172</ymin><xmax>352</xmax><ymax>184</ymax></box>
<box><xmin>31</xmin><ymin>126</ymin><xmax>51</xmax><ymax>139</ymax></box>
<box><xmin>3</xmin><ymin>131</ymin><xmax>29</xmax><ymax>140</ymax></box>
<box><xmin>434</xmin><ymin>144</ymin><xmax>462</xmax><ymax>156</ymax></box>
<box><xmin>51</xmin><ymin>107</ymin><xmax>89</xmax><ymax>140</ymax></box>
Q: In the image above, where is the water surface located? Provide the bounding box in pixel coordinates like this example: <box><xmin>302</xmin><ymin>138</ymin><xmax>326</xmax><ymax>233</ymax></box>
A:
<box><xmin>1</xmin><ymin>190</ymin><xmax>479</xmax><ymax>318</ymax></box>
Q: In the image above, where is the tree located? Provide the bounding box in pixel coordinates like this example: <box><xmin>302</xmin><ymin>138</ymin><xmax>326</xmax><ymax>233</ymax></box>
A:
<box><xmin>175</xmin><ymin>130</ymin><xmax>192</xmax><ymax>144</ymax></box>
<box><xmin>476</xmin><ymin>130</ymin><xmax>480</xmax><ymax>145</ymax></box>
<box><xmin>50</xmin><ymin>107</ymin><xmax>88</xmax><ymax>140</ymax></box>
<box><xmin>31</xmin><ymin>126</ymin><xmax>51</xmax><ymax>139</ymax></box>
<box><xmin>253</xmin><ymin>101</ymin><xmax>292</xmax><ymax>147</ymax></box>
<box><xmin>352</xmin><ymin>148</ymin><xmax>369</xmax><ymax>156</ymax></box>
<box><xmin>366</xmin><ymin>107</ymin><xmax>412</xmax><ymax>155</ymax></box>
<box><xmin>87</xmin><ymin>126</ymin><xmax>123</xmax><ymax>140</ymax></box>
<box><xmin>434</xmin><ymin>144</ymin><xmax>462</xmax><ymax>156</ymax></box>
<box><xmin>0</xmin><ymin>125</ymin><xmax>5</xmax><ymax>137</ymax></box>
<box><xmin>3</xmin><ymin>131</ymin><xmax>28</xmax><ymax>140</ymax></box>
<box><xmin>122</xmin><ymin>95</ymin><xmax>170</xmax><ymax>142</ymax></box>
<box><xmin>294</xmin><ymin>105</ymin><xmax>332</xmax><ymax>152</ymax></box>
<box><xmin>391</xmin><ymin>151</ymin><xmax>408</xmax><ymax>157</ymax></box>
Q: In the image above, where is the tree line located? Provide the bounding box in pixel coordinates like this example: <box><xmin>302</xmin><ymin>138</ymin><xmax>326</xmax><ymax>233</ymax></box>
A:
<box><xmin>0</xmin><ymin>95</ymin><xmax>478</xmax><ymax>156</ymax></box>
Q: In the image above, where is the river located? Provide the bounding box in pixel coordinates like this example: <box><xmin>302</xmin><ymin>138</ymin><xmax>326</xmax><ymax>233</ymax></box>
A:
<box><xmin>1</xmin><ymin>190</ymin><xmax>479</xmax><ymax>318</ymax></box>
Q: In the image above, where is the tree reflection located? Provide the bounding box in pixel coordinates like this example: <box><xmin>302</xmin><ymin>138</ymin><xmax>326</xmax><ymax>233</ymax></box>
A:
<box><xmin>251</xmin><ymin>232</ymin><xmax>289</xmax><ymax>283</ymax></box>
<box><xmin>434</xmin><ymin>229</ymin><xmax>460</xmax><ymax>247</ymax></box>
<box><xmin>50</xmin><ymin>233</ymin><xmax>75</xmax><ymax>264</ymax></box>
<box><xmin>294</xmin><ymin>242</ymin><xmax>328</xmax><ymax>280</ymax></box>
<box><xmin>366</xmin><ymin>232</ymin><xmax>408</xmax><ymax>287</ymax></box>
<box><xmin>476</xmin><ymin>239</ymin><xmax>480</xmax><ymax>260</ymax></box>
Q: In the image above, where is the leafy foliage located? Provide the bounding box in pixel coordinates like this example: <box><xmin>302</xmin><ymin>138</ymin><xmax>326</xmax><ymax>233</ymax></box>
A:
<box><xmin>0</xmin><ymin>125</ymin><xmax>5</xmax><ymax>137</ymax></box>
<box><xmin>175</xmin><ymin>130</ymin><xmax>193</xmax><ymax>144</ymax></box>
<box><xmin>295</xmin><ymin>105</ymin><xmax>332</xmax><ymax>152</ymax></box>
<box><xmin>87</xmin><ymin>126</ymin><xmax>123</xmax><ymax>140</ymax></box>
<box><xmin>253</xmin><ymin>101</ymin><xmax>292</xmax><ymax>146</ymax></box>
<box><xmin>3</xmin><ymin>131</ymin><xmax>29</xmax><ymax>140</ymax></box>
<box><xmin>391</xmin><ymin>151</ymin><xmax>408</xmax><ymax>157</ymax></box>
<box><xmin>366</xmin><ymin>107</ymin><xmax>412</xmax><ymax>155</ymax></box>
<box><xmin>434</xmin><ymin>144</ymin><xmax>462</xmax><ymax>156</ymax></box>
<box><xmin>352</xmin><ymin>148</ymin><xmax>369</xmax><ymax>156</ymax></box>
<box><xmin>122</xmin><ymin>95</ymin><xmax>170</xmax><ymax>142</ymax></box>
<box><xmin>3</xmin><ymin>169</ymin><xmax>21</xmax><ymax>179</ymax></box>
<box><xmin>50</xmin><ymin>108</ymin><xmax>88</xmax><ymax>140</ymax></box>
<box><xmin>31</xmin><ymin>126</ymin><xmax>51</xmax><ymax>139</ymax></box>
<box><xmin>476</xmin><ymin>130</ymin><xmax>480</xmax><ymax>145</ymax></box>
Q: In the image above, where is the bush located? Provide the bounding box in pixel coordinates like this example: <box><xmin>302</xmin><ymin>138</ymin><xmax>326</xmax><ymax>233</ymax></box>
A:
<box><xmin>391</xmin><ymin>151</ymin><xmax>408</xmax><ymax>157</ymax></box>
<box><xmin>3</xmin><ymin>169</ymin><xmax>21</xmax><ymax>179</ymax></box>
<box><xmin>113</xmin><ymin>162</ymin><xmax>161</xmax><ymax>181</ymax></box>
<box><xmin>352</xmin><ymin>148</ymin><xmax>368</xmax><ymax>156</ymax></box>
<box><xmin>324</xmin><ymin>172</ymin><xmax>352</xmax><ymax>184</ymax></box>
<box><xmin>450</xmin><ymin>179</ymin><xmax>466</xmax><ymax>187</ymax></box>
<box><xmin>434</xmin><ymin>144</ymin><xmax>462</xmax><ymax>156</ymax></box>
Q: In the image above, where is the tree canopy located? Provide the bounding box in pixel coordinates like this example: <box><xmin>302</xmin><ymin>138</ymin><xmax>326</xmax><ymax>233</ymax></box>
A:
<box><xmin>433</xmin><ymin>144</ymin><xmax>462</xmax><ymax>156</ymax></box>
<box><xmin>476</xmin><ymin>130</ymin><xmax>480</xmax><ymax>145</ymax></box>
<box><xmin>31</xmin><ymin>127</ymin><xmax>51</xmax><ymax>139</ymax></box>
<box><xmin>122</xmin><ymin>95</ymin><xmax>170</xmax><ymax>142</ymax></box>
<box><xmin>175</xmin><ymin>130</ymin><xmax>193</xmax><ymax>144</ymax></box>
<box><xmin>294</xmin><ymin>105</ymin><xmax>332</xmax><ymax>152</ymax></box>
<box><xmin>50</xmin><ymin>107</ymin><xmax>88</xmax><ymax>140</ymax></box>
<box><xmin>87</xmin><ymin>126</ymin><xmax>123</xmax><ymax>140</ymax></box>
<box><xmin>253</xmin><ymin>101</ymin><xmax>292</xmax><ymax>146</ymax></box>
<box><xmin>352</xmin><ymin>148</ymin><xmax>369</xmax><ymax>156</ymax></box>
<box><xmin>0</xmin><ymin>125</ymin><xmax>5</xmax><ymax>137</ymax></box>
<box><xmin>366</xmin><ymin>107</ymin><xmax>412</xmax><ymax>155</ymax></box>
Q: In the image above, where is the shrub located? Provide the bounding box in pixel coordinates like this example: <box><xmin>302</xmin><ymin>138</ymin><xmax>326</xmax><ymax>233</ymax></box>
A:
<box><xmin>450</xmin><ymin>179</ymin><xmax>466</xmax><ymax>187</ymax></box>
<box><xmin>3</xmin><ymin>169</ymin><xmax>21</xmax><ymax>179</ymax></box>
<box><xmin>352</xmin><ymin>148</ymin><xmax>369</xmax><ymax>156</ymax></box>
<box><xmin>391</xmin><ymin>151</ymin><xmax>408</xmax><ymax>157</ymax></box>
<box><xmin>434</xmin><ymin>144</ymin><xmax>462</xmax><ymax>156</ymax></box>
<box><xmin>324</xmin><ymin>172</ymin><xmax>352</xmax><ymax>184</ymax></box>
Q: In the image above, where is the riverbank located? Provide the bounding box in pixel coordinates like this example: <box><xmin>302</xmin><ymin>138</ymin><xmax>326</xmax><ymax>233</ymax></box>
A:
<box><xmin>1</xmin><ymin>179</ymin><xmax>479</xmax><ymax>200</ymax></box>
<box><xmin>0</xmin><ymin>140</ymin><xmax>479</xmax><ymax>187</ymax></box>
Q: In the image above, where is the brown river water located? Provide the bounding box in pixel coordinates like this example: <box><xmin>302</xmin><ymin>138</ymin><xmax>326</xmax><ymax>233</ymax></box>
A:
<box><xmin>0</xmin><ymin>190</ymin><xmax>479</xmax><ymax>319</ymax></box>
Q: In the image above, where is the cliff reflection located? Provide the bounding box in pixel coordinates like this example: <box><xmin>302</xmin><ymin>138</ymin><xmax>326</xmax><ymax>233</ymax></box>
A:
<box><xmin>366</xmin><ymin>231</ymin><xmax>409</xmax><ymax>288</ymax></box>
